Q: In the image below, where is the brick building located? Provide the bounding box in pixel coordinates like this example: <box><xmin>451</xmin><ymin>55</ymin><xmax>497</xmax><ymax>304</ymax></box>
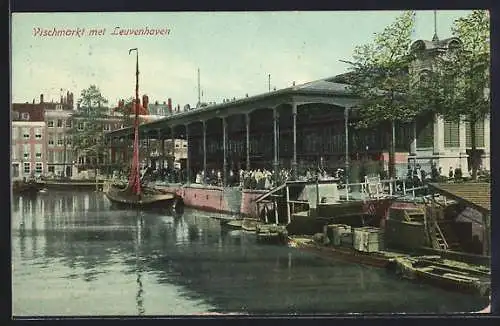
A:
<box><xmin>11</xmin><ymin>101</ymin><xmax>46</xmax><ymax>180</ymax></box>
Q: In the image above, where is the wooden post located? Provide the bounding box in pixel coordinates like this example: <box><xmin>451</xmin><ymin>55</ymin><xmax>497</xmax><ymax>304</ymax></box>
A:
<box><xmin>402</xmin><ymin>178</ymin><xmax>406</xmax><ymax>196</ymax></box>
<box><xmin>483</xmin><ymin>213</ymin><xmax>490</xmax><ymax>256</ymax></box>
<box><xmin>274</xmin><ymin>199</ymin><xmax>279</xmax><ymax>225</ymax></box>
<box><xmin>265</xmin><ymin>204</ymin><xmax>269</xmax><ymax>224</ymax></box>
<box><xmin>291</xmin><ymin>103</ymin><xmax>298</xmax><ymax>179</ymax></box>
<box><xmin>286</xmin><ymin>184</ymin><xmax>291</xmax><ymax>224</ymax></box>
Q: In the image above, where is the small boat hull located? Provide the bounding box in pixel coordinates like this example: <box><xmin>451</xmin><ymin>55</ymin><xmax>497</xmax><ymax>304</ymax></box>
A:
<box><xmin>393</xmin><ymin>257</ymin><xmax>490</xmax><ymax>297</ymax></box>
<box><xmin>105</xmin><ymin>184</ymin><xmax>177</xmax><ymax>209</ymax></box>
<box><xmin>287</xmin><ymin>236</ymin><xmax>399</xmax><ymax>268</ymax></box>
<box><xmin>12</xmin><ymin>180</ymin><xmax>44</xmax><ymax>195</ymax></box>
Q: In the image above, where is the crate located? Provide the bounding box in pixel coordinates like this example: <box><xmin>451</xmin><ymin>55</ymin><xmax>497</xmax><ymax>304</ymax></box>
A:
<box><xmin>339</xmin><ymin>231</ymin><xmax>354</xmax><ymax>247</ymax></box>
<box><xmin>353</xmin><ymin>227</ymin><xmax>385</xmax><ymax>252</ymax></box>
<box><xmin>324</xmin><ymin>224</ymin><xmax>351</xmax><ymax>246</ymax></box>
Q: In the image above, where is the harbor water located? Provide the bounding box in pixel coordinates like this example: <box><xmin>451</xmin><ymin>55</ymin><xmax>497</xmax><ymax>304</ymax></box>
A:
<box><xmin>12</xmin><ymin>191</ymin><xmax>488</xmax><ymax>316</ymax></box>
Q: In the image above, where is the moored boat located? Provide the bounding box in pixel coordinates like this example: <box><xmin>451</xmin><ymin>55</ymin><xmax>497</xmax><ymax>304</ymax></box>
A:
<box><xmin>223</xmin><ymin>219</ymin><xmax>244</xmax><ymax>229</ymax></box>
<box><xmin>104</xmin><ymin>48</ymin><xmax>176</xmax><ymax>209</ymax></box>
<box><xmin>392</xmin><ymin>256</ymin><xmax>490</xmax><ymax>297</ymax></box>
<box><xmin>12</xmin><ymin>180</ymin><xmax>44</xmax><ymax>195</ymax></box>
<box><xmin>287</xmin><ymin>236</ymin><xmax>407</xmax><ymax>268</ymax></box>
<box><xmin>105</xmin><ymin>182</ymin><xmax>176</xmax><ymax>208</ymax></box>
<box><xmin>241</xmin><ymin>218</ymin><xmax>260</xmax><ymax>232</ymax></box>
<box><xmin>256</xmin><ymin>224</ymin><xmax>288</xmax><ymax>245</ymax></box>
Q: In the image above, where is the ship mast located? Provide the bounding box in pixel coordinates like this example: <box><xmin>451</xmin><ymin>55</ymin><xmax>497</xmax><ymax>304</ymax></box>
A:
<box><xmin>128</xmin><ymin>48</ymin><xmax>141</xmax><ymax>196</ymax></box>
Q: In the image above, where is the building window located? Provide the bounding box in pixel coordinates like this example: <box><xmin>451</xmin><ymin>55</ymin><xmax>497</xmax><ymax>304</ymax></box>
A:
<box><xmin>12</xmin><ymin>127</ymin><xmax>17</xmax><ymax>140</ymax></box>
<box><xmin>57</xmin><ymin>138</ymin><xmax>64</xmax><ymax>146</ymax></box>
<box><xmin>183</xmin><ymin>144</ymin><xmax>187</xmax><ymax>148</ymax></box>
<box><xmin>66</xmin><ymin>120</ymin><xmax>72</xmax><ymax>128</ymax></box>
<box><xmin>56</xmin><ymin>104</ymin><xmax>62</xmax><ymax>111</ymax></box>
<box><xmin>11</xmin><ymin>145</ymin><xmax>17</xmax><ymax>160</ymax></box>
<box><xmin>23</xmin><ymin>144</ymin><xmax>30</xmax><ymax>159</ymax></box>
<box><xmin>35</xmin><ymin>128</ymin><xmax>42</xmax><ymax>139</ymax></box>
<box><xmin>35</xmin><ymin>144</ymin><xmax>42</xmax><ymax>159</ymax></box>
<box><xmin>176</xmin><ymin>144</ymin><xmax>180</xmax><ymax>148</ymax></box>
<box><xmin>465</xmin><ymin>120</ymin><xmax>485</xmax><ymax>148</ymax></box>
<box><xmin>48</xmin><ymin>120</ymin><xmax>54</xmax><ymax>128</ymax></box>
<box><xmin>48</xmin><ymin>137</ymin><xmax>54</xmax><ymax>146</ymax></box>
<box><xmin>416</xmin><ymin>116</ymin><xmax>434</xmax><ymax>148</ymax></box>
<box><xmin>23</xmin><ymin>162</ymin><xmax>30</xmax><ymax>174</ymax></box>
<box><xmin>57</xmin><ymin>119</ymin><xmax>63</xmax><ymax>128</ymax></box>
<box><xmin>103</xmin><ymin>124</ymin><xmax>110</xmax><ymax>131</ymax></box>
<box><xmin>444</xmin><ymin>119</ymin><xmax>460</xmax><ymax>148</ymax></box>
<box><xmin>66</xmin><ymin>138</ymin><xmax>72</xmax><ymax>146</ymax></box>
<box><xmin>48</xmin><ymin>165</ymin><xmax>55</xmax><ymax>173</ymax></box>
<box><xmin>23</xmin><ymin>128</ymin><xmax>30</xmax><ymax>139</ymax></box>
<box><xmin>35</xmin><ymin>162</ymin><xmax>43</xmax><ymax>174</ymax></box>
<box><xmin>78</xmin><ymin>122</ymin><xmax>84</xmax><ymax>130</ymax></box>
<box><xmin>22</xmin><ymin>113</ymin><xmax>30</xmax><ymax>120</ymax></box>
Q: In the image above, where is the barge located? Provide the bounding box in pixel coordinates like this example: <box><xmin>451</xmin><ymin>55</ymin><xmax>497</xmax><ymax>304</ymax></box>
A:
<box><xmin>392</xmin><ymin>256</ymin><xmax>490</xmax><ymax>297</ymax></box>
<box><xmin>287</xmin><ymin>235</ymin><xmax>407</xmax><ymax>268</ymax></box>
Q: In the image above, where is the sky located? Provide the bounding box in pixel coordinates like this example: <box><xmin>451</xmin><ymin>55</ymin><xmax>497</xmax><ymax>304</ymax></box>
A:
<box><xmin>11</xmin><ymin>10</ymin><xmax>475</xmax><ymax>109</ymax></box>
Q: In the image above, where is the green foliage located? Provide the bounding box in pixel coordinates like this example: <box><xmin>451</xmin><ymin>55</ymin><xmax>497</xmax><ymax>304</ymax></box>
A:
<box><xmin>345</xmin><ymin>11</ymin><xmax>418</xmax><ymax>178</ymax></box>
<box><xmin>68</xmin><ymin>85</ymin><xmax>110</xmax><ymax>168</ymax></box>
<box><xmin>444</xmin><ymin>10</ymin><xmax>489</xmax><ymax>123</ymax></box>
<box><xmin>346</xmin><ymin>10</ymin><xmax>419</xmax><ymax>128</ymax></box>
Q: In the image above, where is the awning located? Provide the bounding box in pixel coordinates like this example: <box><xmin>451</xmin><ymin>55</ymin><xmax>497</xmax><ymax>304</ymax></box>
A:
<box><xmin>427</xmin><ymin>183</ymin><xmax>490</xmax><ymax>215</ymax></box>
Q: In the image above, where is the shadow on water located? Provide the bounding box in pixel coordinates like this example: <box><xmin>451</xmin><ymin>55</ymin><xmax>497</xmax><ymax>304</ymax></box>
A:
<box><xmin>12</xmin><ymin>192</ymin><xmax>489</xmax><ymax>315</ymax></box>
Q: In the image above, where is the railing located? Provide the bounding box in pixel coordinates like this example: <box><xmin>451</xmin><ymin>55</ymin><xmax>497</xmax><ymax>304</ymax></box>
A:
<box><xmin>342</xmin><ymin>177</ymin><xmax>428</xmax><ymax>201</ymax></box>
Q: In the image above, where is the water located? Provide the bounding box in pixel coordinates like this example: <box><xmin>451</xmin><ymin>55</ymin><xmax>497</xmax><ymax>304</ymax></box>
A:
<box><xmin>12</xmin><ymin>191</ymin><xmax>488</xmax><ymax>316</ymax></box>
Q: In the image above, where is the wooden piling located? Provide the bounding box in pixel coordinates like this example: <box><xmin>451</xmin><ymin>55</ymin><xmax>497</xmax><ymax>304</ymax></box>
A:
<box><xmin>286</xmin><ymin>185</ymin><xmax>291</xmax><ymax>224</ymax></box>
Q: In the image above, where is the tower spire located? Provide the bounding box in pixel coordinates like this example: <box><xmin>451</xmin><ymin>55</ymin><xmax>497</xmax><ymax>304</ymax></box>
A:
<box><xmin>432</xmin><ymin>10</ymin><xmax>439</xmax><ymax>42</ymax></box>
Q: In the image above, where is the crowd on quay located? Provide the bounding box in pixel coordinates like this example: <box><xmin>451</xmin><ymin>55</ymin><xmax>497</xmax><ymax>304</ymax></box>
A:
<box><xmin>119</xmin><ymin>159</ymin><xmax>489</xmax><ymax>190</ymax></box>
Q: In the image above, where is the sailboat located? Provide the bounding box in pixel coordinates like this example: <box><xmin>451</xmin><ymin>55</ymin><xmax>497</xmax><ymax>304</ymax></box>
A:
<box><xmin>105</xmin><ymin>48</ymin><xmax>176</xmax><ymax>208</ymax></box>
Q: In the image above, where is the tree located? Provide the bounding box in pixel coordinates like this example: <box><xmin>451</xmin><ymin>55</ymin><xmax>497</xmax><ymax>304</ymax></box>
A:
<box><xmin>344</xmin><ymin>11</ymin><xmax>419</xmax><ymax>178</ymax></box>
<box><xmin>68</xmin><ymin>85</ymin><xmax>109</xmax><ymax>174</ymax></box>
<box><xmin>423</xmin><ymin>10</ymin><xmax>490</xmax><ymax>180</ymax></box>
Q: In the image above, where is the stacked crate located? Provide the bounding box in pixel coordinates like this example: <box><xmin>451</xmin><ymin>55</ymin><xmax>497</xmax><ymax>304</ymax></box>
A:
<box><xmin>324</xmin><ymin>224</ymin><xmax>353</xmax><ymax>247</ymax></box>
<box><xmin>353</xmin><ymin>227</ymin><xmax>385</xmax><ymax>252</ymax></box>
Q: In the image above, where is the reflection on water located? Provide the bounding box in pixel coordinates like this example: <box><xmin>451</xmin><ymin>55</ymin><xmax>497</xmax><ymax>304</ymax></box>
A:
<box><xmin>12</xmin><ymin>191</ymin><xmax>488</xmax><ymax>316</ymax></box>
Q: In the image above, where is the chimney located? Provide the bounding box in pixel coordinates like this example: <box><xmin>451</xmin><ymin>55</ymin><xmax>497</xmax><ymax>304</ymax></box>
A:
<box><xmin>40</xmin><ymin>94</ymin><xmax>44</xmax><ymax>103</ymax></box>
<box><xmin>142</xmin><ymin>95</ymin><xmax>149</xmax><ymax>109</ymax></box>
<box><xmin>32</xmin><ymin>99</ymin><xmax>35</xmax><ymax>104</ymax></box>
<box><xmin>167</xmin><ymin>98</ymin><xmax>172</xmax><ymax>113</ymax></box>
<box><xmin>155</xmin><ymin>101</ymin><xmax>159</xmax><ymax>105</ymax></box>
